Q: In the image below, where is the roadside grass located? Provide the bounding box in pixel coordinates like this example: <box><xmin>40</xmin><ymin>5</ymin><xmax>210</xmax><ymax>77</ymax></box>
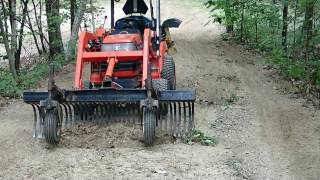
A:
<box><xmin>183</xmin><ymin>130</ymin><xmax>218</xmax><ymax>146</ymax></box>
<box><xmin>0</xmin><ymin>54</ymin><xmax>66</xmax><ymax>98</ymax></box>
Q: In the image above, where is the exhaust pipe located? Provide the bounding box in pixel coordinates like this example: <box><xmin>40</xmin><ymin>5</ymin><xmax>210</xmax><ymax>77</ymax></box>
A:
<box><xmin>156</xmin><ymin>0</ymin><xmax>161</xmax><ymax>55</ymax></box>
<box><xmin>111</xmin><ymin>0</ymin><xmax>115</xmax><ymax>29</ymax></box>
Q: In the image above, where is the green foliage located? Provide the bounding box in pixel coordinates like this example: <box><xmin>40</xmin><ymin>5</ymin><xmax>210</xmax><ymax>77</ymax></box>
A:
<box><xmin>266</xmin><ymin>49</ymin><xmax>305</xmax><ymax>80</ymax></box>
<box><xmin>183</xmin><ymin>130</ymin><xmax>218</xmax><ymax>146</ymax></box>
<box><xmin>206</xmin><ymin>0</ymin><xmax>320</xmax><ymax>91</ymax></box>
<box><xmin>0</xmin><ymin>70</ymin><xmax>20</xmax><ymax>97</ymax></box>
<box><xmin>0</xmin><ymin>55</ymin><xmax>66</xmax><ymax>97</ymax></box>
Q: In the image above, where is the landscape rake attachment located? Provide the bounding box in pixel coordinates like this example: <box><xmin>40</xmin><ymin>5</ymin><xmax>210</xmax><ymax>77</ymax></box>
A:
<box><xmin>23</xmin><ymin>0</ymin><xmax>196</xmax><ymax>145</ymax></box>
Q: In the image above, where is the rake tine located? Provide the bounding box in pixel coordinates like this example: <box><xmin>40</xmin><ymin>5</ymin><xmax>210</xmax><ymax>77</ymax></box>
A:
<box><xmin>100</xmin><ymin>103</ymin><xmax>104</xmax><ymax>122</ymax></box>
<box><xmin>137</xmin><ymin>103</ymin><xmax>141</xmax><ymax>124</ymax></box>
<box><xmin>65</xmin><ymin>104</ymin><xmax>72</xmax><ymax>127</ymax></box>
<box><xmin>115</xmin><ymin>103</ymin><xmax>120</xmax><ymax>123</ymax></box>
<box><xmin>125</xmin><ymin>104</ymin><xmax>130</xmax><ymax>123</ymax></box>
<box><xmin>91</xmin><ymin>103</ymin><xmax>96</xmax><ymax>121</ymax></box>
<box><xmin>124</xmin><ymin>104</ymin><xmax>129</xmax><ymax>123</ymax></box>
<box><xmin>82</xmin><ymin>103</ymin><xmax>86</xmax><ymax>121</ymax></box>
<box><xmin>108</xmin><ymin>103</ymin><xmax>113</xmax><ymax>123</ymax></box>
<box><xmin>100</xmin><ymin>103</ymin><xmax>103</xmax><ymax>123</ymax></box>
<box><xmin>121</xmin><ymin>103</ymin><xmax>125</xmax><ymax>123</ymax></box>
<box><xmin>177</xmin><ymin>102</ymin><xmax>182</xmax><ymax>137</ymax></box>
<box><xmin>105</xmin><ymin>103</ymin><xmax>110</xmax><ymax>124</ymax></box>
<box><xmin>98</xmin><ymin>104</ymin><xmax>103</xmax><ymax>125</ymax></box>
<box><xmin>183</xmin><ymin>102</ymin><xmax>187</xmax><ymax>134</ymax></box>
<box><xmin>97</xmin><ymin>103</ymin><xmax>101</xmax><ymax>125</ymax></box>
<box><xmin>118</xmin><ymin>103</ymin><xmax>122</xmax><ymax>123</ymax></box>
<box><xmin>100</xmin><ymin>103</ymin><xmax>105</xmax><ymax>125</ymax></box>
<box><xmin>192</xmin><ymin>102</ymin><xmax>195</xmax><ymax>129</ymax></box>
<box><xmin>61</xmin><ymin>104</ymin><xmax>68</xmax><ymax>129</ymax></box>
<box><xmin>102</xmin><ymin>103</ymin><xmax>107</xmax><ymax>124</ymax></box>
<box><xmin>36</xmin><ymin>105</ymin><xmax>44</xmax><ymax>139</ymax></box>
<box><xmin>164</xmin><ymin>102</ymin><xmax>168</xmax><ymax>131</ymax></box>
<box><xmin>134</xmin><ymin>103</ymin><xmax>138</xmax><ymax>123</ymax></box>
<box><xmin>119</xmin><ymin>104</ymin><xmax>123</xmax><ymax>123</ymax></box>
<box><xmin>100</xmin><ymin>103</ymin><xmax>105</xmax><ymax>126</ymax></box>
<box><xmin>71</xmin><ymin>104</ymin><xmax>77</xmax><ymax>124</ymax></box>
<box><xmin>73</xmin><ymin>104</ymin><xmax>79</xmax><ymax>122</ymax></box>
<box><xmin>85</xmin><ymin>103</ymin><xmax>90</xmax><ymax>121</ymax></box>
<box><xmin>158</xmin><ymin>102</ymin><xmax>162</xmax><ymax>129</ymax></box>
<box><xmin>84</xmin><ymin>103</ymin><xmax>89</xmax><ymax>121</ymax></box>
<box><xmin>111</xmin><ymin>103</ymin><xmax>115</xmax><ymax>123</ymax></box>
<box><xmin>92</xmin><ymin>103</ymin><xmax>97</xmax><ymax>121</ymax></box>
<box><xmin>31</xmin><ymin>104</ymin><xmax>38</xmax><ymax>138</ymax></box>
<box><xmin>78</xmin><ymin>103</ymin><xmax>83</xmax><ymax>121</ymax></box>
<box><xmin>81</xmin><ymin>103</ymin><xmax>88</xmax><ymax>121</ymax></box>
<box><xmin>169</xmin><ymin>103</ymin><xmax>173</xmax><ymax>134</ymax></box>
<box><xmin>173</xmin><ymin>102</ymin><xmax>177</xmax><ymax>136</ymax></box>
<box><xmin>127</xmin><ymin>104</ymin><xmax>132</xmax><ymax>123</ymax></box>
<box><xmin>188</xmin><ymin>102</ymin><xmax>193</xmax><ymax>132</ymax></box>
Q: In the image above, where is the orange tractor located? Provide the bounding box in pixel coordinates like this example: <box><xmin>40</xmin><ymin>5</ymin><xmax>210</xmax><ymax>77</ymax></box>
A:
<box><xmin>23</xmin><ymin>0</ymin><xmax>195</xmax><ymax>145</ymax></box>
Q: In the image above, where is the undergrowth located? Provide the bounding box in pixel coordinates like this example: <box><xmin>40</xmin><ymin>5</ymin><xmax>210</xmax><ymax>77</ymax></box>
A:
<box><xmin>0</xmin><ymin>54</ymin><xmax>66</xmax><ymax>97</ymax></box>
<box><xmin>183</xmin><ymin>130</ymin><xmax>218</xmax><ymax>146</ymax></box>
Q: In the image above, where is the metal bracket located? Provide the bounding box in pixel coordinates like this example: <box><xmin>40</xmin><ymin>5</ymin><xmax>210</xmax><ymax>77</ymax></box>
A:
<box><xmin>40</xmin><ymin>99</ymin><xmax>59</xmax><ymax>110</ymax></box>
<box><xmin>140</xmin><ymin>98</ymin><xmax>159</xmax><ymax>110</ymax></box>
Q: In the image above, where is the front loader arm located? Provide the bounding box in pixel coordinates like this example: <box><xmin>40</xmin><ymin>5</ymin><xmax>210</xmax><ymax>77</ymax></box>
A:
<box><xmin>74</xmin><ymin>32</ymin><xmax>97</xmax><ymax>89</ymax></box>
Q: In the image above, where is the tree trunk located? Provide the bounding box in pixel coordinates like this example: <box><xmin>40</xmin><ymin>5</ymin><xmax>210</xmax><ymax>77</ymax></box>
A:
<box><xmin>70</xmin><ymin>0</ymin><xmax>76</xmax><ymax>31</ymax></box>
<box><xmin>225</xmin><ymin>0</ymin><xmax>233</xmax><ymax>33</ymax></box>
<box><xmin>0</xmin><ymin>15</ymin><xmax>18</xmax><ymax>79</ymax></box>
<box><xmin>32</xmin><ymin>0</ymin><xmax>47</xmax><ymax>53</ymax></box>
<box><xmin>282</xmin><ymin>0</ymin><xmax>289</xmax><ymax>55</ymax></box>
<box><xmin>303</xmin><ymin>0</ymin><xmax>316</xmax><ymax>92</ymax></box>
<box><xmin>90</xmin><ymin>0</ymin><xmax>95</xmax><ymax>31</ymax></box>
<box><xmin>45</xmin><ymin>0</ymin><xmax>64</xmax><ymax>57</ymax></box>
<box><xmin>304</xmin><ymin>0</ymin><xmax>315</xmax><ymax>61</ymax></box>
<box><xmin>293</xmin><ymin>0</ymin><xmax>298</xmax><ymax>45</ymax></box>
<box><xmin>240</xmin><ymin>1</ymin><xmax>245</xmax><ymax>42</ymax></box>
<box><xmin>27</xmin><ymin>9</ymin><xmax>42</xmax><ymax>54</ymax></box>
<box><xmin>15</xmin><ymin>0</ymin><xmax>29</xmax><ymax>73</ymax></box>
<box><xmin>65</xmin><ymin>0</ymin><xmax>87</xmax><ymax>62</ymax></box>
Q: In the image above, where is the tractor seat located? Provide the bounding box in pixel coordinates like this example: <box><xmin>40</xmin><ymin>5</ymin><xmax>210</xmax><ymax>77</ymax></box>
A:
<box><xmin>112</xmin><ymin>16</ymin><xmax>153</xmax><ymax>35</ymax></box>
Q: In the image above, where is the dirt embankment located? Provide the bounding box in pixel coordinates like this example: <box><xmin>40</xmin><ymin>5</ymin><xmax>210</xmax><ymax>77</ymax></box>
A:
<box><xmin>0</xmin><ymin>1</ymin><xmax>319</xmax><ymax>180</ymax></box>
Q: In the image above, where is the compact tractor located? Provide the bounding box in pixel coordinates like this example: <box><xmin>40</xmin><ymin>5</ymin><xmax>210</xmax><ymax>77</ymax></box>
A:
<box><xmin>23</xmin><ymin>0</ymin><xmax>196</xmax><ymax>145</ymax></box>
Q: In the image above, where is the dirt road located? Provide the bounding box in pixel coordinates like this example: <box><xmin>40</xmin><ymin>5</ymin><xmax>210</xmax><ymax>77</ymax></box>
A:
<box><xmin>0</xmin><ymin>1</ymin><xmax>319</xmax><ymax>179</ymax></box>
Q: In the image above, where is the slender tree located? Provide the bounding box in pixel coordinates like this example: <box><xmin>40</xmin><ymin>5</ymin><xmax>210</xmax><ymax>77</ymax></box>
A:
<box><xmin>282</xmin><ymin>0</ymin><xmax>289</xmax><ymax>55</ymax></box>
<box><xmin>45</xmin><ymin>0</ymin><xmax>64</xmax><ymax>57</ymax></box>
<box><xmin>65</xmin><ymin>0</ymin><xmax>88</xmax><ymax>62</ymax></box>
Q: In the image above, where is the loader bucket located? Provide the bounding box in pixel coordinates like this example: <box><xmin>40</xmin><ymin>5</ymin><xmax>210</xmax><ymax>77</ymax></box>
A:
<box><xmin>23</xmin><ymin>89</ymin><xmax>196</xmax><ymax>139</ymax></box>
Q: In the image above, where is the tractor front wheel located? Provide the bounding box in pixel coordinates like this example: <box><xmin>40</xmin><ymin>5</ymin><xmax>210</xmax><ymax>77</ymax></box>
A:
<box><xmin>44</xmin><ymin>108</ymin><xmax>61</xmax><ymax>145</ymax></box>
<box><xmin>143</xmin><ymin>107</ymin><xmax>156</xmax><ymax>146</ymax></box>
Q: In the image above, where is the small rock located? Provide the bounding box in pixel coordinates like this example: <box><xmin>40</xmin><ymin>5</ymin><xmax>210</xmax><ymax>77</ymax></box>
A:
<box><xmin>152</xmin><ymin>170</ymin><xmax>168</xmax><ymax>175</ymax></box>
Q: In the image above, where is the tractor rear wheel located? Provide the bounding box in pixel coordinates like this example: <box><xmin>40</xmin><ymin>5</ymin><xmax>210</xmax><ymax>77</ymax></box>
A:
<box><xmin>44</xmin><ymin>108</ymin><xmax>61</xmax><ymax>145</ymax></box>
<box><xmin>152</xmin><ymin>79</ymin><xmax>169</xmax><ymax>91</ymax></box>
<box><xmin>161</xmin><ymin>55</ymin><xmax>176</xmax><ymax>90</ymax></box>
<box><xmin>143</xmin><ymin>107</ymin><xmax>156</xmax><ymax>146</ymax></box>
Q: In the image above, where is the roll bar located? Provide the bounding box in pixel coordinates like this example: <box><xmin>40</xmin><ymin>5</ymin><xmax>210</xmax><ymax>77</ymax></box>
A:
<box><xmin>110</xmin><ymin>0</ymin><xmax>161</xmax><ymax>54</ymax></box>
